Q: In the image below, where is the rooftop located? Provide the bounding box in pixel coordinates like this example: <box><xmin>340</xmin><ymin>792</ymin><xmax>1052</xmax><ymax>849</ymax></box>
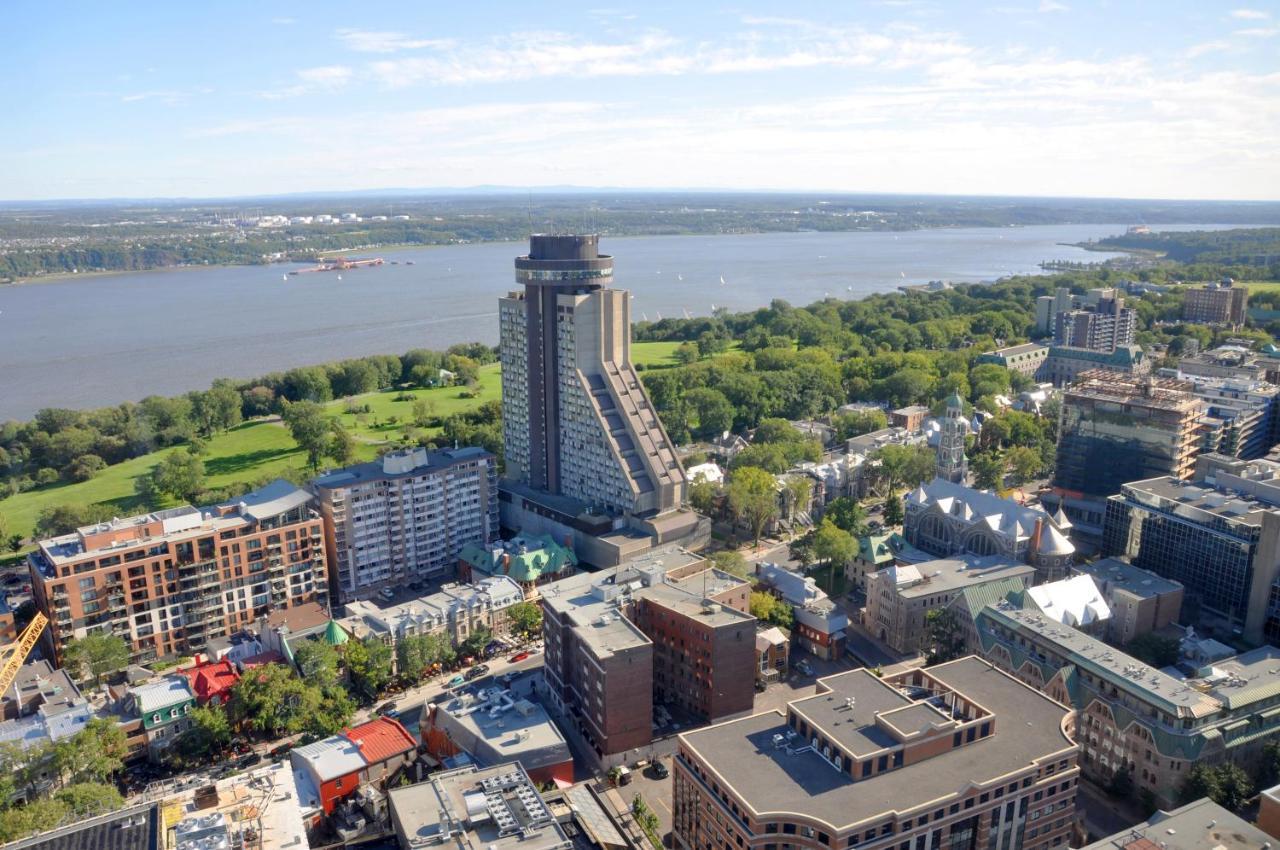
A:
<box><xmin>983</xmin><ymin>342</ymin><xmax>1048</xmax><ymax>357</ymax></box>
<box><xmin>430</xmin><ymin>688</ymin><xmax>570</xmax><ymax>772</ymax></box>
<box><xmin>130</xmin><ymin>678</ymin><xmax>194</xmax><ymax>714</ymax></box>
<box><xmin>162</xmin><ymin>761</ymin><xmax>307</xmax><ymax>850</ymax></box>
<box><xmin>388</xmin><ymin>763</ymin><xmax>572</xmax><ymax>850</ymax></box>
<box><xmin>680</xmin><ymin>657</ymin><xmax>1073</xmax><ymax>832</ymax></box>
<box><xmin>882</xmin><ymin>555</ymin><xmax>1036</xmax><ymax>599</ymax></box>
<box><xmin>313</xmin><ymin>446</ymin><xmax>493</xmax><ymax>490</ymax></box>
<box><xmin>0</xmin><ymin>803</ymin><xmax>159</xmax><ymax>850</ymax></box>
<box><xmin>1074</xmin><ymin>558</ymin><xmax>1184</xmax><ymax>599</ymax></box>
<box><xmin>1026</xmin><ymin>575</ymin><xmax>1111</xmax><ymax>628</ymax></box>
<box><xmin>905</xmin><ymin>478</ymin><xmax>1065</xmax><ymax>546</ymax></box>
<box><xmin>1064</xmin><ymin>370</ymin><xmax>1203</xmax><ymax>414</ymax></box>
<box><xmin>977</xmin><ymin>603</ymin><xmax>1221</xmax><ymax>718</ymax></box>
<box><xmin>1079</xmin><ymin>798</ymin><xmax>1271</xmax><ymax>850</ymax></box>
<box><xmin>33</xmin><ymin>478</ymin><xmax>315</xmax><ymax>569</ymax></box>
<box><xmin>342</xmin><ymin>577</ymin><xmax>524</xmax><ymax>640</ymax></box>
<box><xmin>1116</xmin><ymin>476</ymin><xmax>1273</xmax><ymax>530</ymax></box>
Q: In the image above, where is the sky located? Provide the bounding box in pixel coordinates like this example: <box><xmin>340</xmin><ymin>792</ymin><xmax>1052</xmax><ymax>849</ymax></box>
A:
<box><xmin>4</xmin><ymin>1</ymin><xmax>1279</xmax><ymax>201</ymax></box>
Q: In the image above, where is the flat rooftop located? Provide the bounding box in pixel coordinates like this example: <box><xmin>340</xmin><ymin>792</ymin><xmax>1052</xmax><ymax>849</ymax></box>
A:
<box><xmin>389</xmin><ymin>763</ymin><xmax>571</xmax><ymax>850</ymax></box>
<box><xmin>667</xmin><ymin>567</ymin><xmax>747</xmax><ymax>600</ymax></box>
<box><xmin>680</xmin><ymin>657</ymin><xmax>1073</xmax><ymax>832</ymax></box>
<box><xmin>434</xmin><ymin>689</ymin><xmax>570</xmax><ymax>771</ymax></box>
<box><xmin>1079</xmin><ymin>798</ymin><xmax>1271</xmax><ymax>850</ymax></box>
<box><xmin>890</xmin><ymin>555</ymin><xmax>1036</xmax><ymax>599</ymax></box>
<box><xmin>1064</xmin><ymin>371</ymin><xmax>1202</xmax><ymax>414</ymax></box>
<box><xmin>985</xmin><ymin>343</ymin><xmax>1047</xmax><ymax>357</ymax></box>
<box><xmin>789</xmin><ymin>669</ymin><xmax>927</xmax><ymax>757</ymax></box>
<box><xmin>314</xmin><ymin>446</ymin><xmax>492</xmax><ymax>490</ymax></box>
<box><xmin>1118</xmin><ymin>476</ymin><xmax>1272</xmax><ymax>529</ymax></box>
<box><xmin>979</xmin><ymin>603</ymin><xmax>1220</xmax><ymax>717</ymax></box>
<box><xmin>1074</xmin><ymin>558</ymin><xmax>1183</xmax><ymax>598</ymax></box>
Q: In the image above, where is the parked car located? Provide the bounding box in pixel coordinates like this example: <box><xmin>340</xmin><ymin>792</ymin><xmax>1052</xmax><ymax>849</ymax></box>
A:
<box><xmin>500</xmin><ymin>671</ymin><xmax>518</xmax><ymax>685</ymax></box>
<box><xmin>378</xmin><ymin>587</ymin><xmax>396</xmax><ymax>602</ymax></box>
<box><xmin>508</xmin><ymin>651</ymin><xmax>529</xmax><ymax>664</ymax></box>
<box><xmin>236</xmin><ymin>752</ymin><xmax>262</xmax><ymax>769</ymax></box>
<box><xmin>465</xmin><ymin>664</ymin><xmax>490</xmax><ymax>681</ymax></box>
<box><xmin>446</xmin><ymin>674</ymin><xmax>467</xmax><ymax>689</ymax></box>
<box><xmin>269</xmin><ymin>742</ymin><xmax>293</xmax><ymax>760</ymax></box>
<box><xmin>650</xmin><ymin>761</ymin><xmax>670</xmax><ymax>779</ymax></box>
<box><xmin>795</xmin><ymin>660</ymin><xmax>814</xmax><ymax>677</ymax></box>
<box><xmin>375</xmin><ymin>701</ymin><xmax>399</xmax><ymax>717</ymax></box>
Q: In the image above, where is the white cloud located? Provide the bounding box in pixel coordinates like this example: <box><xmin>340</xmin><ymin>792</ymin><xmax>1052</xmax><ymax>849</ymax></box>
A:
<box><xmin>271</xmin><ymin>17</ymin><xmax>296</xmax><ymax>25</ymax></box>
<box><xmin>1230</xmin><ymin>8</ymin><xmax>1270</xmax><ymax>19</ymax></box>
<box><xmin>259</xmin><ymin>65</ymin><xmax>354</xmax><ymax>99</ymax></box>
<box><xmin>1187</xmin><ymin>40</ymin><xmax>1232</xmax><ymax>58</ymax></box>
<box><xmin>361</xmin><ymin>24</ymin><xmax>971</xmax><ymax>88</ymax></box>
<box><xmin>336</xmin><ymin>29</ymin><xmax>454</xmax><ymax>53</ymax></box>
<box><xmin>1038</xmin><ymin>0</ymin><xmax>1069</xmax><ymax>12</ymax></box>
<box><xmin>1235</xmin><ymin>26</ymin><xmax>1279</xmax><ymax>36</ymax></box>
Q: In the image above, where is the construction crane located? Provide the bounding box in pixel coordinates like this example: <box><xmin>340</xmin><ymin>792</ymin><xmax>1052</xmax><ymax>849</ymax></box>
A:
<box><xmin>0</xmin><ymin>613</ymin><xmax>48</xmax><ymax>697</ymax></box>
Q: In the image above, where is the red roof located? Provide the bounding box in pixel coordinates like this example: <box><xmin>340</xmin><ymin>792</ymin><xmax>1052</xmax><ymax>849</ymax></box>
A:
<box><xmin>343</xmin><ymin>717</ymin><xmax>416</xmax><ymax>765</ymax></box>
<box><xmin>178</xmin><ymin>659</ymin><xmax>240</xmax><ymax>702</ymax></box>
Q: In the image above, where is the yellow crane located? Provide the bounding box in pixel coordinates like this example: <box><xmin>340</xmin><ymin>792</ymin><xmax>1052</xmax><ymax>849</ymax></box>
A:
<box><xmin>0</xmin><ymin>613</ymin><xmax>48</xmax><ymax>697</ymax></box>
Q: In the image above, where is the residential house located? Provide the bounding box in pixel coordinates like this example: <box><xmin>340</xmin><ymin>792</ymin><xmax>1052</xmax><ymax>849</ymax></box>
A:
<box><xmin>291</xmin><ymin>716</ymin><xmax>418</xmax><ymax>816</ymax></box>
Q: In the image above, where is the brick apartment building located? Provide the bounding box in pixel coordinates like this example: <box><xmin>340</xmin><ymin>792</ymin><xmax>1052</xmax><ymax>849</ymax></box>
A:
<box><xmin>540</xmin><ymin>549</ymin><xmax>756</xmax><ymax>761</ymax></box>
<box><xmin>1183</xmin><ymin>279</ymin><xmax>1248</xmax><ymax>326</ymax></box>
<box><xmin>29</xmin><ymin>479</ymin><xmax>329</xmax><ymax>665</ymax></box>
<box><xmin>674</xmin><ymin>658</ymin><xmax>1079</xmax><ymax>850</ymax></box>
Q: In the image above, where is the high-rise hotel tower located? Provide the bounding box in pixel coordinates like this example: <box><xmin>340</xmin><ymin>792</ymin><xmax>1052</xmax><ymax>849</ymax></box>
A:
<box><xmin>499</xmin><ymin>235</ymin><xmax>695</xmax><ymax>563</ymax></box>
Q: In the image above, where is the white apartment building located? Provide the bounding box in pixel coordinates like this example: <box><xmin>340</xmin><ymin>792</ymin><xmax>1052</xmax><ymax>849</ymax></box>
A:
<box><xmin>312</xmin><ymin>447</ymin><xmax>499</xmax><ymax>602</ymax></box>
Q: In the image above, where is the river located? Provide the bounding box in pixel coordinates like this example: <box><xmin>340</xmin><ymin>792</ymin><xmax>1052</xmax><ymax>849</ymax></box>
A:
<box><xmin>0</xmin><ymin>223</ymin><xmax>1235</xmax><ymax>419</ymax></box>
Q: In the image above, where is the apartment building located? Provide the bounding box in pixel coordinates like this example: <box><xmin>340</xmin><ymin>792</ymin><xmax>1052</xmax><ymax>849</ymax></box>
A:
<box><xmin>1047</xmin><ymin>371</ymin><xmax>1205</xmax><ymax>540</ymax></box>
<box><xmin>1183</xmin><ymin>279</ymin><xmax>1248</xmax><ymax>326</ymax></box>
<box><xmin>674</xmin><ymin>658</ymin><xmax>1079</xmax><ymax>850</ymax></box>
<box><xmin>973</xmin><ymin>600</ymin><xmax>1280</xmax><ymax>808</ymax></box>
<box><xmin>540</xmin><ymin>549</ymin><xmax>755</xmax><ymax>762</ymax></box>
<box><xmin>29</xmin><ymin>479</ymin><xmax>328</xmax><ymax>665</ymax></box>
<box><xmin>1052</xmin><ymin>291</ymin><xmax>1136</xmax><ymax>353</ymax></box>
<box><xmin>499</xmin><ymin>234</ymin><xmax>700</xmax><ymax>567</ymax></box>
<box><xmin>864</xmin><ymin>555</ymin><xmax>1036</xmax><ymax>654</ymax></box>
<box><xmin>312</xmin><ymin>446</ymin><xmax>499</xmax><ymax>602</ymax></box>
<box><xmin>1182</xmin><ymin>375</ymin><xmax>1280</xmax><ymax>460</ymax></box>
<box><xmin>1102</xmin><ymin>456</ymin><xmax>1280</xmax><ymax>642</ymax></box>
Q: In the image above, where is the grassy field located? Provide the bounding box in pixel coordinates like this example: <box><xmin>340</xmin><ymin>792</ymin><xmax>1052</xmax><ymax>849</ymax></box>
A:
<box><xmin>1244</xmin><ymin>281</ymin><xmax>1280</xmax><ymax>294</ymax></box>
<box><xmin>0</xmin><ymin>342</ymin><xmax>680</xmax><ymax>540</ymax></box>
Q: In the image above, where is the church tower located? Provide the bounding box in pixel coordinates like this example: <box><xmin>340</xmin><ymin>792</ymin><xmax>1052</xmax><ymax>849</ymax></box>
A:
<box><xmin>936</xmin><ymin>392</ymin><xmax>968</xmax><ymax>484</ymax></box>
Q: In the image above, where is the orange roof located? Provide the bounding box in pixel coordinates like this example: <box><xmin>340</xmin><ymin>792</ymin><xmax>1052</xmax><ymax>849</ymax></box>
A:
<box><xmin>178</xmin><ymin>659</ymin><xmax>240</xmax><ymax>701</ymax></box>
<box><xmin>344</xmin><ymin>716</ymin><xmax>417</xmax><ymax>764</ymax></box>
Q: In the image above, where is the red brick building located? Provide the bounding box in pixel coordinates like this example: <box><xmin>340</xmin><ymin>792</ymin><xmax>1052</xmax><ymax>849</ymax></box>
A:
<box><xmin>28</xmin><ymin>479</ymin><xmax>328</xmax><ymax>665</ymax></box>
<box><xmin>674</xmin><ymin>658</ymin><xmax>1079</xmax><ymax>850</ymax></box>
<box><xmin>541</xmin><ymin>549</ymin><xmax>756</xmax><ymax>761</ymax></box>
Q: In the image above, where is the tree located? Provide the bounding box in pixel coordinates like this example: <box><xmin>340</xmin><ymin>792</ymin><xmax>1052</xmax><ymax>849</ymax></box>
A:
<box><xmin>412</xmin><ymin>398</ymin><xmax>437</xmax><ymax>427</ymax></box>
<box><xmin>684</xmin><ymin>388</ymin><xmax>734</xmax><ymax>440</ymax></box>
<box><xmin>1107</xmin><ymin>766</ymin><xmax>1134</xmax><ymax>800</ymax></box>
<box><xmin>461</xmin><ymin>626</ymin><xmax>494</xmax><ymax>660</ymax></box>
<box><xmin>784</xmin><ymin>476</ymin><xmax>813</xmax><ymax>519</ymax></box>
<box><xmin>293</xmin><ymin>640</ymin><xmax>341</xmax><ymax>688</ymax></box>
<box><xmin>151</xmin><ymin>449</ymin><xmax>205</xmax><ymax>502</ymax></box>
<box><xmin>345</xmin><ymin>637</ymin><xmax>394</xmax><ymax>702</ymax></box>
<box><xmin>711</xmin><ymin>550</ymin><xmax>751</xmax><ymax>578</ymax></box>
<box><xmin>180</xmin><ymin>705</ymin><xmax>232</xmax><ymax>758</ymax></box>
<box><xmin>873</xmin><ymin>444</ymin><xmax>935</xmax><ymax>496</ymax></box>
<box><xmin>883</xmin><ymin>493</ymin><xmax>903</xmax><ymax>527</ymax></box>
<box><xmin>53</xmin><ymin>717</ymin><xmax>127</xmax><ymax>786</ymax></box>
<box><xmin>507</xmin><ymin>601</ymin><xmax>543</xmax><ymax>639</ymax></box>
<box><xmin>833</xmin><ymin>409</ymin><xmax>888</xmax><ymax>440</ymax></box>
<box><xmin>34</xmin><ymin>503</ymin><xmax>112</xmax><ymax>538</ymax></box>
<box><xmin>688</xmin><ymin>478</ymin><xmax>719</xmax><ymax>516</ymax></box>
<box><xmin>1005</xmin><ymin>445</ymin><xmax>1042</xmax><ymax>485</ymax></box>
<box><xmin>63</xmin><ymin>632</ymin><xmax>130</xmax><ymax>688</ymax></box>
<box><xmin>229</xmin><ymin>663</ymin><xmax>318</xmax><ymax>737</ymax></box>
<box><xmin>191</xmin><ymin>384</ymin><xmax>243</xmax><ymax>436</ymax></box>
<box><xmin>65</xmin><ymin>454</ymin><xmax>106</xmax><ymax>483</ymax></box>
<box><xmin>812</xmin><ymin>519</ymin><xmax>856</xmax><ymax>569</ymax></box>
<box><xmin>726</xmin><ymin>466</ymin><xmax>780</xmax><ymax>545</ymax></box>
<box><xmin>824</xmin><ymin>497</ymin><xmax>867</xmax><ymax>536</ymax></box>
<box><xmin>0</xmin><ymin>799</ymin><xmax>68</xmax><ymax>844</ymax></box>
<box><xmin>54</xmin><ymin>782</ymin><xmax>124</xmax><ymax>818</ymax></box>
<box><xmin>329</xmin><ymin>422</ymin><xmax>356</xmax><ymax>467</ymax></box>
<box><xmin>970</xmin><ymin>452</ymin><xmax>1005</xmax><ymax>490</ymax></box>
<box><xmin>750</xmin><ymin>591</ymin><xmax>794</xmax><ymax>630</ymax></box>
<box><xmin>397</xmin><ymin>632</ymin><xmax>456</xmax><ymax>680</ymax></box>
<box><xmin>925</xmin><ymin>609</ymin><xmax>964</xmax><ymax>664</ymax></box>
<box><xmin>283</xmin><ymin>401</ymin><xmax>334</xmax><ymax>469</ymax></box>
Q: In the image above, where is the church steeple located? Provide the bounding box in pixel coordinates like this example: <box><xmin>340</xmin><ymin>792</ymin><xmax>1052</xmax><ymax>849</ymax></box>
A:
<box><xmin>936</xmin><ymin>392</ymin><xmax>968</xmax><ymax>484</ymax></box>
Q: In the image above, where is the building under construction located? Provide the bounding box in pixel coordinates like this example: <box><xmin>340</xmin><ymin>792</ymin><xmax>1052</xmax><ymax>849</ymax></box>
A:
<box><xmin>1048</xmin><ymin>370</ymin><xmax>1206</xmax><ymax>540</ymax></box>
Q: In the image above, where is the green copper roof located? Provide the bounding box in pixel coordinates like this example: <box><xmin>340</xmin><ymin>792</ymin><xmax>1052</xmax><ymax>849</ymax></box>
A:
<box><xmin>858</xmin><ymin>532</ymin><xmax>910</xmax><ymax>566</ymax></box>
<box><xmin>946</xmin><ymin>391</ymin><xmax>966</xmax><ymax>409</ymax></box>
<box><xmin>458</xmin><ymin>534</ymin><xmax>577</xmax><ymax>583</ymax></box>
<box><xmin>323</xmin><ymin>619</ymin><xmax>349</xmax><ymax>646</ymax></box>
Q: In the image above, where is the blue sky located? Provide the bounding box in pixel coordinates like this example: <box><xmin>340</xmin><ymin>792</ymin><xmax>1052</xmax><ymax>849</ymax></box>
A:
<box><xmin>4</xmin><ymin>1</ymin><xmax>1278</xmax><ymax>200</ymax></box>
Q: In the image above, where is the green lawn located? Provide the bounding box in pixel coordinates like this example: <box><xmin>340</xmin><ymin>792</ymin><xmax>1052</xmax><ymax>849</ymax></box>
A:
<box><xmin>1244</xmin><ymin>281</ymin><xmax>1280</xmax><ymax>294</ymax></box>
<box><xmin>0</xmin><ymin>341</ymin><xmax>686</xmax><ymax>541</ymax></box>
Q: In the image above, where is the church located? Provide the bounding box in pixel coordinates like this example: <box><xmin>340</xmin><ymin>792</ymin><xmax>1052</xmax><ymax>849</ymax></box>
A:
<box><xmin>902</xmin><ymin>394</ymin><xmax>1075</xmax><ymax>581</ymax></box>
